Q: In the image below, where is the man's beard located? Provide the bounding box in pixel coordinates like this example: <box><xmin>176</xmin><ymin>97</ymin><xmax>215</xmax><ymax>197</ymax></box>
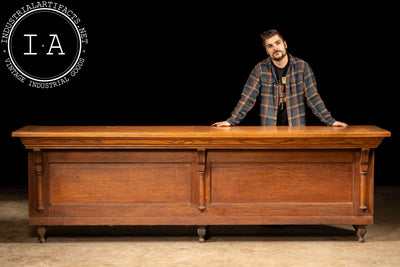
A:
<box><xmin>272</xmin><ymin>50</ymin><xmax>287</xmax><ymax>61</ymax></box>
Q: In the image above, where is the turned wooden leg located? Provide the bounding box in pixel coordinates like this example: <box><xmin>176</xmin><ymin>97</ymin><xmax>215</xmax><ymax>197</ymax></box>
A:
<box><xmin>37</xmin><ymin>226</ymin><xmax>47</xmax><ymax>243</ymax></box>
<box><xmin>353</xmin><ymin>225</ymin><xmax>367</xmax><ymax>243</ymax></box>
<box><xmin>197</xmin><ymin>226</ymin><xmax>207</xmax><ymax>243</ymax></box>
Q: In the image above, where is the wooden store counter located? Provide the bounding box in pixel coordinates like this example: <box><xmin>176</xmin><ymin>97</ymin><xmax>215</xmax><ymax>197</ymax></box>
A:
<box><xmin>12</xmin><ymin>125</ymin><xmax>390</xmax><ymax>242</ymax></box>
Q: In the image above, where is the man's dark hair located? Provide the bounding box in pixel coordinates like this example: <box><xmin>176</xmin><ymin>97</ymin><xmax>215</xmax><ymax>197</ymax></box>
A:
<box><xmin>260</xmin><ymin>29</ymin><xmax>285</xmax><ymax>47</ymax></box>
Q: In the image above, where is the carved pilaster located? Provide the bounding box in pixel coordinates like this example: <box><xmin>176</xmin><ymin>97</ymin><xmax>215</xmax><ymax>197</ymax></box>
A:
<box><xmin>359</xmin><ymin>149</ymin><xmax>370</xmax><ymax>211</ymax></box>
<box><xmin>197</xmin><ymin>149</ymin><xmax>206</xmax><ymax>211</ymax></box>
<box><xmin>33</xmin><ymin>149</ymin><xmax>44</xmax><ymax>212</ymax></box>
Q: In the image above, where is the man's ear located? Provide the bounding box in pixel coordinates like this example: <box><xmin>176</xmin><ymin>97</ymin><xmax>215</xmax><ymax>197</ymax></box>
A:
<box><xmin>284</xmin><ymin>41</ymin><xmax>288</xmax><ymax>49</ymax></box>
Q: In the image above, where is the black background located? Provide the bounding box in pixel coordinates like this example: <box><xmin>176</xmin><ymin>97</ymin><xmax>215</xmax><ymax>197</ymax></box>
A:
<box><xmin>1</xmin><ymin>1</ymin><xmax>397</xmax><ymax>185</ymax></box>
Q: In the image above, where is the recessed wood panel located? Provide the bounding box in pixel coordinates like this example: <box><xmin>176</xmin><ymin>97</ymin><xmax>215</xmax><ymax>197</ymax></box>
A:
<box><xmin>49</xmin><ymin>163</ymin><xmax>192</xmax><ymax>204</ymax></box>
<box><xmin>211</xmin><ymin>163</ymin><xmax>353</xmax><ymax>203</ymax></box>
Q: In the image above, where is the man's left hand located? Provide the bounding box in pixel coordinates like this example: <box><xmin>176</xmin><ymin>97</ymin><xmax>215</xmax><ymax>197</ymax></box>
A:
<box><xmin>332</xmin><ymin>121</ymin><xmax>348</xmax><ymax>127</ymax></box>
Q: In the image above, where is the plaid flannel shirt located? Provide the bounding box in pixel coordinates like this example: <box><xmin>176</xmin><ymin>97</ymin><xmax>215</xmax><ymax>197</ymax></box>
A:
<box><xmin>227</xmin><ymin>54</ymin><xmax>336</xmax><ymax>126</ymax></box>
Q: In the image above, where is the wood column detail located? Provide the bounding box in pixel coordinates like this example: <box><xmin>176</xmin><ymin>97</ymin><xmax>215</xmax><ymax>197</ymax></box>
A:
<box><xmin>197</xmin><ymin>149</ymin><xmax>206</xmax><ymax>211</ymax></box>
<box><xmin>359</xmin><ymin>149</ymin><xmax>370</xmax><ymax>211</ymax></box>
<box><xmin>33</xmin><ymin>149</ymin><xmax>44</xmax><ymax>212</ymax></box>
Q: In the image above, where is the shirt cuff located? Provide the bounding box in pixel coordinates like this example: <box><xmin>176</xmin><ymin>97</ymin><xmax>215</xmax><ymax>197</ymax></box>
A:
<box><xmin>226</xmin><ymin>118</ymin><xmax>237</xmax><ymax>126</ymax></box>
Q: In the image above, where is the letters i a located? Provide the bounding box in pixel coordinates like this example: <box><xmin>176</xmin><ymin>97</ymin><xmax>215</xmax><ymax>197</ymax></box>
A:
<box><xmin>23</xmin><ymin>34</ymin><xmax>65</xmax><ymax>55</ymax></box>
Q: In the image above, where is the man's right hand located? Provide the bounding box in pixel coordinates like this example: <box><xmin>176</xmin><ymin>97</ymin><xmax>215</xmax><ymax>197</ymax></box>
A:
<box><xmin>211</xmin><ymin>121</ymin><xmax>232</xmax><ymax>127</ymax></box>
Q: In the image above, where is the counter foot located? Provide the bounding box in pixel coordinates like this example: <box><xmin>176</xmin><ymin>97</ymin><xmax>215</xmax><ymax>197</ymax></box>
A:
<box><xmin>37</xmin><ymin>226</ymin><xmax>47</xmax><ymax>243</ymax></box>
<box><xmin>353</xmin><ymin>225</ymin><xmax>367</xmax><ymax>243</ymax></box>
<box><xmin>197</xmin><ymin>226</ymin><xmax>208</xmax><ymax>243</ymax></box>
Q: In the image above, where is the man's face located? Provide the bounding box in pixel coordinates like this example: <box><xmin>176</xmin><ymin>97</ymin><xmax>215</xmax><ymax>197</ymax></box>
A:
<box><xmin>264</xmin><ymin>34</ymin><xmax>287</xmax><ymax>61</ymax></box>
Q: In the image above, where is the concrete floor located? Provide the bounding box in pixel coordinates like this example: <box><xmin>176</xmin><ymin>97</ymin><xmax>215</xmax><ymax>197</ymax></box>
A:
<box><xmin>0</xmin><ymin>185</ymin><xmax>399</xmax><ymax>266</ymax></box>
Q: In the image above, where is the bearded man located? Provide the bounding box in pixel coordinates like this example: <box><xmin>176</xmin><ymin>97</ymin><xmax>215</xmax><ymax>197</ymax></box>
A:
<box><xmin>212</xmin><ymin>29</ymin><xmax>347</xmax><ymax>127</ymax></box>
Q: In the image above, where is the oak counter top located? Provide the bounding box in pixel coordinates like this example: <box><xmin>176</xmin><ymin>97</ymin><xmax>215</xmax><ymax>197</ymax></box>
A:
<box><xmin>12</xmin><ymin>125</ymin><xmax>391</xmax><ymax>150</ymax></box>
<box><xmin>12</xmin><ymin>125</ymin><xmax>391</xmax><ymax>138</ymax></box>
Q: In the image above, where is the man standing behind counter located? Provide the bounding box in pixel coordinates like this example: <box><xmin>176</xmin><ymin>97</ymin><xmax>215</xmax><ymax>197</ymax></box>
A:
<box><xmin>212</xmin><ymin>29</ymin><xmax>348</xmax><ymax>127</ymax></box>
